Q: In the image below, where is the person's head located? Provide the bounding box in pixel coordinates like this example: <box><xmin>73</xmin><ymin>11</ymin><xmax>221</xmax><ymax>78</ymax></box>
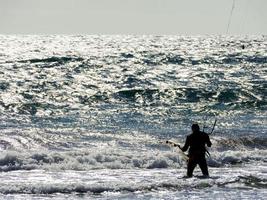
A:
<box><xmin>191</xmin><ymin>123</ymin><xmax>200</xmax><ymax>133</ymax></box>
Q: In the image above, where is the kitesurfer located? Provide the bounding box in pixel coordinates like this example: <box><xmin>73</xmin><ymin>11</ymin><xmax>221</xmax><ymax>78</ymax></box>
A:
<box><xmin>178</xmin><ymin>123</ymin><xmax>212</xmax><ymax>177</ymax></box>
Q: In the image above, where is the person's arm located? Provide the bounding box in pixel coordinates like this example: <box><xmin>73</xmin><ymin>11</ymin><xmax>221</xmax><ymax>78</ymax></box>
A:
<box><xmin>181</xmin><ymin>136</ymin><xmax>190</xmax><ymax>152</ymax></box>
<box><xmin>206</xmin><ymin>135</ymin><xmax>212</xmax><ymax>147</ymax></box>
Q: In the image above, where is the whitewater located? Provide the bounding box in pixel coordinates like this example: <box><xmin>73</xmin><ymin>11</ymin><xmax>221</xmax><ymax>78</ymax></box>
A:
<box><xmin>0</xmin><ymin>35</ymin><xmax>266</xmax><ymax>199</ymax></box>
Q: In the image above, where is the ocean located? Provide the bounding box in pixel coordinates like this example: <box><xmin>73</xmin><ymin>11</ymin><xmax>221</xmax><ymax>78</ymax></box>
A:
<box><xmin>0</xmin><ymin>35</ymin><xmax>266</xmax><ymax>199</ymax></box>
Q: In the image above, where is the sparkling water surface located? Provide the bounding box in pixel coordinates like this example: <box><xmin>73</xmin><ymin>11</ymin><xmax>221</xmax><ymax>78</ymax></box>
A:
<box><xmin>0</xmin><ymin>35</ymin><xmax>266</xmax><ymax>199</ymax></box>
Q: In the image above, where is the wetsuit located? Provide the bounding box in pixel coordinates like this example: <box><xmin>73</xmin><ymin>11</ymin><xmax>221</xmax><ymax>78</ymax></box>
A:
<box><xmin>181</xmin><ymin>131</ymin><xmax>212</xmax><ymax>177</ymax></box>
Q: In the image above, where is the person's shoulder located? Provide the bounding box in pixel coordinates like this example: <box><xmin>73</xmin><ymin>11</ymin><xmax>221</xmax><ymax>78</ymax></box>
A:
<box><xmin>187</xmin><ymin>133</ymin><xmax>193</xmax><ymax>139</ymax></box>
<box><xmin>200</xmin><ymin>131</ymin><xmax>209</xmax><ymax>137</ymax></box>
<box><xmin>202</xmin><ymin>132</ymin><xmax>209</xmax><ymax>137</ymax></box>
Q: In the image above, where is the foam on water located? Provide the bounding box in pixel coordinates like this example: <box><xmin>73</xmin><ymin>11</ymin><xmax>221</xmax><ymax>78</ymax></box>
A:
<box><xmin>0</xmin><ymin>167</ymin><xmax>266</xmax><ymax>199</ymax></box>
<box><xmin>0</xmin><ymin>132</ymin><xmax>266</xmax><ymax>173</ymax></box>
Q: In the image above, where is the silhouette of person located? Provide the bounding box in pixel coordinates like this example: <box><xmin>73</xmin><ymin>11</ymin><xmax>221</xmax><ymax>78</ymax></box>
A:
<box><xmin>180</xmin><ymin>123</ymin><xmax>212</xmax><ymax>177</ymax></box>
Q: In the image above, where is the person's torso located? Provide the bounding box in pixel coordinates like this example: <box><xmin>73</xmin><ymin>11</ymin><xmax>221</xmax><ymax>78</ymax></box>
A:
<box><xmin>187</xmin><ymin>131</ymin><xmax>208</xmax><ymax>155</ymax></box>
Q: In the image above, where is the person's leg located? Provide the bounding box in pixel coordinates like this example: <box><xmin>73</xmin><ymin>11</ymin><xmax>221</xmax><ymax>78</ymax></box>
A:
<box><xmin>198</xmin><ymin>157</ymin><xmax>209</xmax><ymax>176</ymax></box>
<box><xmin>187</xmin><ymin>157</ymin><xmax>197</xmax><ymax>177</ymax></box>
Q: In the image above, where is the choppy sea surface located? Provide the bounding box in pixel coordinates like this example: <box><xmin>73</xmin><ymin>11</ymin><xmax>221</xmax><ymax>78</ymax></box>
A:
<box><xmin>0</xmin><ymin>35</ymin><xmax>266</xmax><ymax>199</ymax></box>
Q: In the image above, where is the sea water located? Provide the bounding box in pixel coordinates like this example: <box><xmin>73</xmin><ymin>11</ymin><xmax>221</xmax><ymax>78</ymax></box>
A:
<box><xmin>0</xmin><ymin>35</ymin><xmax>266</xmax><ymax>199</ymax></box>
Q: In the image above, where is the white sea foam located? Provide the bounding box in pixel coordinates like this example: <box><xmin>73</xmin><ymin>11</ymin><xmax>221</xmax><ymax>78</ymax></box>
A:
<box><xmin>0</xmin><ymin>143</ymin><xmax>266</xmax><ymax>173</ymax></box>
<box><xmin>0</xmin><ymin>167</ymin><xmax>265</xmax><ymax>199</ymax></box>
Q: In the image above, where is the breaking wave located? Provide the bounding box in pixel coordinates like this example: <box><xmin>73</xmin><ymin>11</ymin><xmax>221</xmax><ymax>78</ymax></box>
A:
<box><xmin>0</xmin><ymin>174</ymin><xmax>265</xmax><ymax>195</ymax></box>
<box><xmin>0</xmin><ymin>136</ymin><xmax>266</xmax><ymax>172</ymax></box>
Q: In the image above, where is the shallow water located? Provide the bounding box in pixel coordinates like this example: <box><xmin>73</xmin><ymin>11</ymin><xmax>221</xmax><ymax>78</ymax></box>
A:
<box><xmin>0</xmin><ymin>166</ymin><xmax>266</xmax><ymax>199</ymax></box>
<box><xmin>0</xmin><ymin>35</ymin><xmax>266</xmax><ymax>199</ymax></box>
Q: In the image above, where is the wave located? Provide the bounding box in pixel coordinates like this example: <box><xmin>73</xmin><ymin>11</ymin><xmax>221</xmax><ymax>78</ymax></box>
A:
<box><xmin>0</xmin><ymin>174</ymin><xmax>265</xmax><ymax>195</ymax></box>
<box><xmin>212</xmin><ymin>136</ymin><xmax>267</xmax><ymax>150</ymax></box>
<box><xmin>6</xmin><ymin>53</ymin><xmax>266</xmax><ymax>68</ymax></box>
<box><xmin>0</xmin><ymin>86</ymin><xmax>265</xmax><ymax>118</ymax></box>
<box><xmin>0</xmin><ymin>150</ymin><xmax>181</xmax><ymax>172</ymax></box>
<box><xmin>16</xmin><ymin>56</ymin><xmax>84</xmax><ymax>65</ymax></box>
<box><xmin>114</xmin><ymin>89</ymin><xmax>159</xmax><ymax>102</ymax></box>
<box><xmin>123</xmin><ymin>51</ymin><xmax>267</xmax><ymax>66</ymax></box>
<box><xmin>0</xmin><ymin>144</ymin><xmax>265</xmax><ymax>172</ymax></box>
<box><xmin>113</xmin><ymin>87</ymin><xmax>266</xmax><ymax>107</ymax></box>
<box><xmin>0</xmin><ymin>132</ymin><xmax>266</xmax><ymax>172</ymax></box>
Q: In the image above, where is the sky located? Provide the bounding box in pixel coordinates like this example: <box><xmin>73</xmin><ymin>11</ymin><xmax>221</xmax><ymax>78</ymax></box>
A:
<box><xmin>0</xmin><ymin>0</ymin><xmax>266</xmax><ymax>34</ymax></box>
